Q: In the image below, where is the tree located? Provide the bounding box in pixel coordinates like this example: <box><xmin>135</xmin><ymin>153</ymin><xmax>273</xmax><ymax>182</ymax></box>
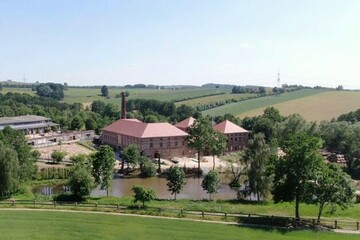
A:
<box><xmin>201</xmin><ymin>170</ymin><xmax>220</xmax><ymax>200</ymax></box>
<box><xmin>121</xmin><ymin>144</ymin><xmax>141</xmax><ymax>171</ymax></box>
<box><xmin>0</xmin><ymin>83</ymin><xmax>3</xmax><ymax>91</ymax></box>
<box><xmin>92</xmin><ymin>145</ymin><xmax>116</xmax><ymax>196</ymax></box>
<box><xmin>139</xmin><ymin>156</ymin><xmax>157</xmax><ymax>177</ymax></box>
<box><xmin>272</xmin><ymin>133</ymin><xmax>323</xmax><ymax>219</ymax></box>
<box><xmin>132</xmin><ymin>185</ymin><xmax>156</xmax><ymax>207</ymax></box>
<box><xmin>222</xmin><ymin>151</ymin><xmax>246</xmax><ymax>188</ymax></box>
<box><xmin>0</xmin><ymin>141</ymin><xmax>19</xmax><ymax>196</ymax></box>
<box><xmin>307</xmin><ymin>163</ymin><xmax>355</xmax><ymax>222</ymax></box>
<box><xmin>243</xmin><ymin>133</ymin><xmax>272</xmax><ymax>201</ymax></box>
<box><xmin>51</xmin><ymin>150</ymin><xmax>67</xmax><ymax>164</ymax></box>
<box><xmin>70</xmin><ymin>115</ymin><xmax>84</xmax><ymax>130</ymax></box>
<box><xmin>101</xmin><ymin>85</ymin><xmax>109</xmax><ymax>97</ymax></box>
<box><xmin>85</xmin><ymin>117</ymin><xmax>96</xmax><ymax>130</ymax></box>
<box><xmin>206</xmin><ymin>130</ymin><xmax>227</xmax><ymax>170</ymax></box>
<box><xmin>185</xmin><ymin>117</ymin><xmax>213</xmax><ymax>174</ymax></box>
<box><xmin>68</xmin><ymin>161</ymin><xmax>94</xmax><ymax>200</ymax></box>
<box><xmin>166</xmin><ymin>166</ymin><xmax>186</xmax><ymax>200</ymax></box>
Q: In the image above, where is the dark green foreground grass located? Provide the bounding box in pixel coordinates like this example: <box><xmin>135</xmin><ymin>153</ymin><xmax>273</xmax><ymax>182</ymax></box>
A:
<box><xmin>0</xmin><ymin>210</ymin><xmax>357</xmax><ymax>240</ymax></box>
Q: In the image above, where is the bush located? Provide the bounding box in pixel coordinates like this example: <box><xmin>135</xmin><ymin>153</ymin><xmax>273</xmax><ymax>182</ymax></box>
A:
<box><xmin>140</xmin><ymin>161</ymin><xmax>157</xmax><ymax>177</ymax></box>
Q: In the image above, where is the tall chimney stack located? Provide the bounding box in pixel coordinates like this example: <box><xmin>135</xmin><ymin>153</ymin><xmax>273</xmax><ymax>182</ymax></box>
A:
<box><xmin>121</xmin><ymin>92</ymin><xmax>126</xmax><ymax>119</ymax></box>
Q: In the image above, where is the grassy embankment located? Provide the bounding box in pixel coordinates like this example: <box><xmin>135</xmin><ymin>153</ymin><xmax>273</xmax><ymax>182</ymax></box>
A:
<box><xmin>0</xmin><ymin>210</ymin><xmax>358</xmax><ymax>240</ymax></box>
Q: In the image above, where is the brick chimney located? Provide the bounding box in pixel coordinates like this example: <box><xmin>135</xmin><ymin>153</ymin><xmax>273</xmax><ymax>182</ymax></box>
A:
<box><xmin>121</xmin><ymin>92</ymin><xmax>126</xmax><ymax>119</ymax></box>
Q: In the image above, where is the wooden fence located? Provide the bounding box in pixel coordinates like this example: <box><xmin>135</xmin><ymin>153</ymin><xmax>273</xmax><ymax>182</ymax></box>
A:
<box><xmin>1</xmin><ymin>199</ymin><xmax>359</xmax><ymax>231</ymax></box>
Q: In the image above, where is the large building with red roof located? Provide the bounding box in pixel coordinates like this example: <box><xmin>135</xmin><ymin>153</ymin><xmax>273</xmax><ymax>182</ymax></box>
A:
<box><xmin>101</xmin><ymin>119</ymin><xmax>189</xmax><ymax>158</ymax></box>
<box><xmin>213</xmin><ymin>120</ymin><xmax>249</xmax><ymax>151</ymax></box>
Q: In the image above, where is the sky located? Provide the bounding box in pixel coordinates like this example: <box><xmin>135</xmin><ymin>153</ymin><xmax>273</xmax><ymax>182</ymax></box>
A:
<box><xmin>0</xmin><ymin>0</ymin><xmax>359</xmax><ymax>89</ymax></box>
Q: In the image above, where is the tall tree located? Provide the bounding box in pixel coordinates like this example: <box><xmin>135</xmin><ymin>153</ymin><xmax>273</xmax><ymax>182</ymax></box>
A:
<box><xmin>222</xmin><ymin>151</ymin><xmax>246</xmax><ymax>188</ymax></box>
<box><xmin>101</xmin><ymin>85</ymin><xmax>109</xmax><ymax>97</ymax></box>
<box><xmin>70</xmin><ymin>115</ymin><xmax>84</xmax><ymax>130</ymax></box>
<box><xmin>0</xmin><ymin>141</ymin><xmax>19</xmax><ymax>196</ymax></box>
<box><xmin>92</xmin><ymin>145</ymin><xmax>115</xmax><ymax>196</ymax></box>
<box><xmin>272</xmin><ymin>132</ymin><xmax>323</xmax><ymax>219</ymax></box>
<box><xmin>185</xmin><ymin>117</ymin><xmax>213</xmax><ymax>174</ymax></box>
<box><xmin>121</xmin><ymin>144</ymin><xmax>141</xmax><ymax>171</ymax></box>
<box><xmin>243</xmin><ymin>133</ymin><xmax>272</xmax><ymax>201</ymax></box>
<box><xmin>201</xmin><ymin>170</ymin><xmax>220</xmax><ymax>200</ymax></box>
<box><xmin>306</xmin><ymin>163</ymin><xmax>355</xmax><ymax>222</ymax></box>
<box><xmin>68</xmin><ymin>161</ymin><xmax>94</xmax><ymax>200</ymax></box>
<box><xmin>166</xmin><ymin>166</ymin><xmax>186</xmax><ymax>200</ymax></box>
<box><xmin>206</xmin><ymin>130</ymin><xmax>227</xmax><ymax>170</ymax></box>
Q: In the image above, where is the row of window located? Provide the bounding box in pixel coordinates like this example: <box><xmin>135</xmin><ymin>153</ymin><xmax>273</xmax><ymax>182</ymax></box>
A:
<box><xmin>149</xmin><ymin>141</ymin><xmax>185</xmax><ymax>148</ymax></box>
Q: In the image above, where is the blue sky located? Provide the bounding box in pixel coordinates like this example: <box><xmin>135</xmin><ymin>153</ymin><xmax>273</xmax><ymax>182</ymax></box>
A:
<box><xmin>0</xmin><ymin>0</ymin><xmax>359</xmax><ymax>88</ymax></box>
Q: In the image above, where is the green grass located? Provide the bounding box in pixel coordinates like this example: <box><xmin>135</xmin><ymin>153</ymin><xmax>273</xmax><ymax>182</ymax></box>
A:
<box><xmin>202</xmin><ymin>89</ymin><xmax>329</xmax><ymax>117</ymax></box>
<box><xmin>0</xmin><ymin>210</ymin><xmax>357</xmax><ymax>240</ymax></box>
<box><xmin>0</xmin><ymin>87</ymin><xmax>35</xmax><ymax>95</ymax></box>
<box><xmin>85</xmin><ymin>197</ymin><xmax>360</xmax><ymax>220</ymax></box>
<box><xmin>63</xmin><ymin>87</ymin><xmax>227</xmax><ymax>106</ymax></box>
<box><xmin>175</xmin><ymin>92</ymin><xmax>255</xmax><ymax>108</ymax></box>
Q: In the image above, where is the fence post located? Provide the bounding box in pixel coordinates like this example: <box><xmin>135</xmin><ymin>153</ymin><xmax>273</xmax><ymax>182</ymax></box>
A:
<box><xmin>248</xmin><ymin>214</ymin><xmax>251</xmax><ymax>218</ymax></box>
<box><xmin>224</xmin><ymin>212</ymin><xmax>227</xmax><ymax>220</ymax></box>
<box><xmin>180</xmin><ymin>209</ymin><xmax>183</xmax><ymax>217</ymax></box>
<box><xmin>271</xmin><ymin>215</ymin><xmax>274</xmax><ymax>223</ymax></box>
<box><xmin>33</xmin><ymin>200</ymin><xmax>36</xmax><ymax>206</ymax></box>
<box><xmin>95</xmin><ymin>203</ymin><xmax>98</xmax><ymax>209</ymax></box>
<box><xmin>158</xmin><ymin>208</ymin><xmax>162</xmax><ymax>213</ymax></box>
<box><xmin>357</xmin><ymin>222</ymin><xmax>359</xmax><ymax>231</ymax></box>
<box><xmin>202</xmin><ymin>211</ymin><xmax>204</xmax><ymax>218</ymax></box>
<box><xmin>74</xmin><ymin>202</ymin><xmax>77</xmax><ymax>209</ymax></box>
<box><xmin>312</xmin><ymin>219</ymin><xmax>315</xmax><ymax>227</ymax></box>
<box><xmin>117</xmin><ymin>204</ymin><xmax>119</xmax><ymax>211</ymax></box>
<box><xmin>53</xmin><ymin>201</ymin><xmax>56</xmax><ymax>208</ymax></box>
<box><xmin>334</xmin><ymin>220</ymin><xmax>338</xmax><ymax>229</ymax></box>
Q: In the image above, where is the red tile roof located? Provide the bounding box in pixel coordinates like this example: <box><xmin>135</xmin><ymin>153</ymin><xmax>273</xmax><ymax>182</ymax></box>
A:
<box><xmin>213</xmin><ymin>120</ymin><xmax>248</xmax><ymax>134</ymax></box>
<box><xmin>102</xmin><ymin>119</ymin><xmax>188</xmax><ymax>138</ymax></box>
<box><xmin>174</xmin><ymin>117</ymin><xmax>196</xmax><ymax>129</ymax></box>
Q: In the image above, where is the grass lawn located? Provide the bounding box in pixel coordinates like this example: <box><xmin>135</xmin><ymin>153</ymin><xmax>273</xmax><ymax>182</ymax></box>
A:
<box><xmin>0</xmin><ymin>209</ymin><xmax>357</xmax><ymax>240</ymax></box>
<box><xmin>202</xmin><ymin>89</ymin><xmax>329</xmax><ymax>118</ymax></box>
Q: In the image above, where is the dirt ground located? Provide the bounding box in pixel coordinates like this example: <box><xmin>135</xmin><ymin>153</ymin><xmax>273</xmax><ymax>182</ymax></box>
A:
<box><xmin>38</xmin><ymin>143</ymin><xmax>93</xmax><ymax>161</ymax></box>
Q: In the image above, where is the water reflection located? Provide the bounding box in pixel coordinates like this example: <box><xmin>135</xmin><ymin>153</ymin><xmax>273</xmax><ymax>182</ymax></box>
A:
<box><xmin>33</xmin><ymin>176</ymin><xmax>238</xmax><ymax>200</ymax></box>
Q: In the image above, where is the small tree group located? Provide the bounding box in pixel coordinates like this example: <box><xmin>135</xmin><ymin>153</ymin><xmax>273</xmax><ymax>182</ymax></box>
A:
<box><xmin>167</xmin><ymin>166</ymin><xmax>186</xmax><ymax>200</ymax></box>
<box><xmin>132</xmin><ymin>185</ymin><xmax>156</xmax><ymax>207</ymax></box>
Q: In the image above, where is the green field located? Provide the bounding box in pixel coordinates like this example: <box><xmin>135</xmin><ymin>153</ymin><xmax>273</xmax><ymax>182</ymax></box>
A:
<box><xmin>175</xmin><ymin>92</ymin><xmax>255</xmax><ymax>108</ymax></box>
<box><xmin>0</xmin><ymin>210</ymin><xmax>357</xmax><ymax>240</ymax></box>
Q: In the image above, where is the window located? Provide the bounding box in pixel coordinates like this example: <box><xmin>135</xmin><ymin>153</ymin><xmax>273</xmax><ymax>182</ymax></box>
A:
<box><xmin>150</xmin><ymin>143</ymin><xmax>153</xmax><ymax>148</ymax></box>
<box><xmin>167</xmin><ymin>142</ymin><xmax>170</xmax><ymax>147</ymax></box>
<box><xmin>160</xmin><ymin>142</ymin><xmax>163</xmax><ymax>148</ymax></box>
<box><xmin>175</xmin><ymin>141</ymin><xmax>178</xmax><ymax>147</ymax></box>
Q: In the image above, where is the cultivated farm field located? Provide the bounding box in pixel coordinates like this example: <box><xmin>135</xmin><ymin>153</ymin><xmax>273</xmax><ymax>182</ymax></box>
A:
<box><xmin>0</xmin><ymin>210</ymin><xmax>357</xmax><ymax>240</ymax></box>
<box><xmin>202</xmin><ymin>89</ymin><xmax>329</xmax><ymax>118</ymax></box>
<box><xmin>236</xmin><ymin>91</ymin><xmax>360</xmax><ymax>121</ymax></box>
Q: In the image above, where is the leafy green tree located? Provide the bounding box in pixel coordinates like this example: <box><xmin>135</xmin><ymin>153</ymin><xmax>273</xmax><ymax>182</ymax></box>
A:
<box><xmin>85</xmin><ymin>117</ymin><xmax>96</xmax><ymax>130</ymax></box>
<box><xmin>0</xmin><ymin>126</ymin><xmax>37</xmax><ymax>181</ymax></box>
<box><xmin>206</xmin><ymin>130</ymin><xmax>227</xmax><ymax>170</ymax></box>
<box><xmin>68</xmin><ymin>161</ymin><xmax>94</xmax><ymax>200</ymax></box>
<box><xmin>101</xmin><ymin>85</ymin><xmax>109</xmax><ymax>97</ymax></box>
<box><xmin>0</xmin><ymin>141</ymin><xmax>19</xmax><ymax>196</ymax></box>
<box><xmin>51</xmin><ymin>150</ymin><xmax>67</xmax><ymax>164</ymax></box>
<box><xmin>121</xmin><ymin>144</ymin><xmax>140</xmax><ymax>171</ymax></box>
<box><xmin>263</xmin><ymin>107</ymin><xmax>283</xmax><ymax>123</ymax></box>
<box><xmin>70</xmin><ymin>115</ymin><xmax>84</xmax><ymax>130</ymax></box>
<box><xmin>185</xmin><ymin>117</ymin><xmax>213</xmax><ymax>174</ymax></box>
<box><xmin>166</xmin><ymin>166</ymin><xmax>186</xmax><ymax>200</ymax></box>
<box><xmin>132</xmin><ymin>185</ymin><xmax>156</xmax><ymax>207</ymax></box>
<box><xmin>243</xmin><ymin>133</ymin><xmax>272</xmax><ymax>201</ymax></box>
<box><xmin>272</xmin><ymin>133</ymin><xmax>323</xmax><ymax>219</ymax></box>
<box><xmin>139</xmin><ymin>156</ymin><xmax>157</xmax><ymax>177</ymax></box>
<box><xmin>92</xmin><ymin>145</ymin><xmax>115</xmax><ymax>196</ymax></box>
<box><xmin>201</xmin><ymin>170</ymin><xmax>220</xmax><ymax>200</ymax></box>
<box><xmin>307</xmin><ymin>163</ymin><xmax>355</xmax><ymax>222</ymax></box>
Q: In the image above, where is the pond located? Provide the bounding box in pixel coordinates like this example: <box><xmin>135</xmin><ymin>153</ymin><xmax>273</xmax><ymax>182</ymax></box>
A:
<box><xmin>33</xmin><ymin>175</ymin><xmax>242</xmax><ymax>200</ymax></box>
